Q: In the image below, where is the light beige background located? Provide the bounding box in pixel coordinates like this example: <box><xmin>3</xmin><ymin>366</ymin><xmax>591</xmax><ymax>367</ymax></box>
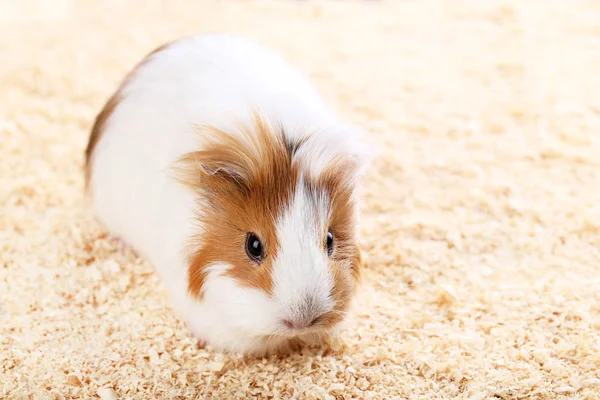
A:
<box><xmin>1</xmin><ymin>0</ymin><xmax>599</xmax><ymax>399</ymax></box>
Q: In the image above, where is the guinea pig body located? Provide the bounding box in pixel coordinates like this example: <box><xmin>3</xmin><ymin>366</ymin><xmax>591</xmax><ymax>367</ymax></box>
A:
<box><xmin>85</xmin><ymin>34</ymin><xmax>370</xmax><ymax>355</ymax></box>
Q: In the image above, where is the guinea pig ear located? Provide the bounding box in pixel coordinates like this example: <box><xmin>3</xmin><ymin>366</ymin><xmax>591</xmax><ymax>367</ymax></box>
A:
<box><xmin>174</xmin><ymin>147</ymin><xmax>252</xmax><ymax>189</ymax></box>
<box><xmin>315</xmin><ymin>122</ymin><xmax>376</xmax><ymax>182</ymax></box>
<box><xmin>341</xmin><ymin>124</ymin><xmax>377</xmax><ymax>178</ymax></box>
<box><xmin>171</xmin><ymin>131</ymin><xmax>258</xmax><ymax>194</ymax></box>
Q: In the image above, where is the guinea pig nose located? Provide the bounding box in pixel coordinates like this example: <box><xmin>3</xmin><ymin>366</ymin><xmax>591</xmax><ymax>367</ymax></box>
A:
<box><xmin>282</xmin><ymin>319</ymin><xmax>296</xmax><ymax>329</ymax></box>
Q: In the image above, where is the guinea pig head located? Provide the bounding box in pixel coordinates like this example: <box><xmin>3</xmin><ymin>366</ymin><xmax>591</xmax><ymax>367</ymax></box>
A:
<box><xmin>173</xmin><ymin>112</ymin><xmax>368</xmax><ymax>341</ymax></box>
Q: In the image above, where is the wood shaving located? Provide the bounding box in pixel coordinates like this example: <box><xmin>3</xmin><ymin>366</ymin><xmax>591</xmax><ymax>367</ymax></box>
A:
<box><xmin>97</xmin><ymin>388</ymin><xmax>118</xmax><ymax>400</ymax></box>
<box><xmin>1</xmin><ymin>0</ymin><xmax>599</xmax><ymax>399</ymax></box>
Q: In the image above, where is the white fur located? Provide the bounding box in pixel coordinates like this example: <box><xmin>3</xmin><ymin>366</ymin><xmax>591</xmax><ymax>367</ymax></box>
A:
<box><xmin>88</xmin><ymin>34</ymin><xmax>368</xmax><ymax>354</ymax></box>
<box><xmin>273</xmin><ymin>180</ymin><xmax>334</xmax><ymax>325</ymax></box>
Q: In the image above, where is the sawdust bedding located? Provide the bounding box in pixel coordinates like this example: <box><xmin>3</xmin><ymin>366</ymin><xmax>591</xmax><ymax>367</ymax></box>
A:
<box><xmin>1</xmin><ymin>0</ymin><xmax>600</xmax><ymax>399</ymax></box>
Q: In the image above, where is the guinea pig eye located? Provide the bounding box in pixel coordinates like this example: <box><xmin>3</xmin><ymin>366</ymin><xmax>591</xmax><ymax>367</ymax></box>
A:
<box><xmin>326</xmin><ymin>230</ymin><xmax>334</xmax><ymax>257</ymax></box>
<box><xmin>245</xmin><ymin>233</ymin><xmax>264</xmax><ymax>263</ymax></box>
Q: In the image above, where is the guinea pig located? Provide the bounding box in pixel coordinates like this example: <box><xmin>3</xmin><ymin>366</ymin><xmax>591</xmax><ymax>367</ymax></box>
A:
<box><xmin>84</xmin><ymin>34</ymin><xmax>372</xmax><ymax>356</ymax></box>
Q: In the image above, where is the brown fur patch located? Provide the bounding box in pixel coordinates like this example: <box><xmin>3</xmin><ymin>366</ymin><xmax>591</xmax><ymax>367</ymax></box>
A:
<box><xmin>316</xmin><ymin>156</ymin><xmax>363</xmax><ymax>277</ymax></box>
<box><xmin>174</xmin><ymin>112</ymin><xmax>302</xmax><ymax>297</ymax></box>
<box><xmin>84</xmin><ymin>91</ymin><xmax>121</xmax><ymax>187</ymax></box>
<box><xmin>310</xmin><ymin>156</ymin><xmax>363</xmax><ymax>327</ymax></box>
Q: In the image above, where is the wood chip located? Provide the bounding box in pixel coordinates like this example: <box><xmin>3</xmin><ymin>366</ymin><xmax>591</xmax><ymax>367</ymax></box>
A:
<box><xmin>2</xmin><ymin>1</ymin><xmax>599</xmax><ymax>399</ymax></box>
<box><xmin>97</xmin><ymin>388</ymin><xmax>118</xmax><ymax>400</ymax></box>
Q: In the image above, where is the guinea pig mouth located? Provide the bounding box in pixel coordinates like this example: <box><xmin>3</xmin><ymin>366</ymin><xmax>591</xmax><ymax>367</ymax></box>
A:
<box><xmin>262</xmin><ymin>328</ymin><xmax>331</xmax><ymax>344</ymax></box>
<box><xmin>273</xmin><ymin>322</ymin><xmax>335</xmax><ymax>339</ymax></box>
<box><xmin>277</xmin><ymin>328</ymin><xmax>318</xmax><ymax>338</ymax></box>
